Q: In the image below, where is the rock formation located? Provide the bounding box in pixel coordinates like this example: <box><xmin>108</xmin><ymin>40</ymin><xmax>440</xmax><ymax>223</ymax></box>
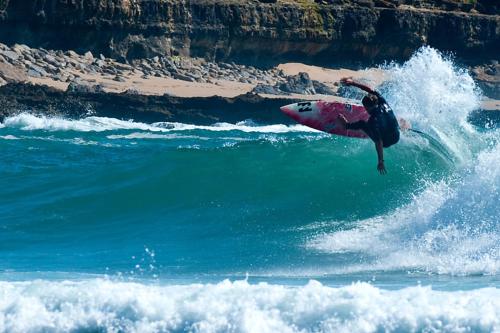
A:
<box><xmin>0</xmin><ymin>0</ymin><xmax>497</xmax><ymax>65</ymax></box>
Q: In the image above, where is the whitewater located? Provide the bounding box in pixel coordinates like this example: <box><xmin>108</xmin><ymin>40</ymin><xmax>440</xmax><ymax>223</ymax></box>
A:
<box><xmin>0</xmin><ymin>47</ymin><xmax>498</xmax><ymax>332</ymax></box>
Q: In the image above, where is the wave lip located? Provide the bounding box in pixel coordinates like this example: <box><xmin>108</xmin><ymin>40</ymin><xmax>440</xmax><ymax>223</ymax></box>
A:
<box><xmin>0</xmin><ymin>279</ymin><xmax>499</xmax><ymax>333</ymax></box>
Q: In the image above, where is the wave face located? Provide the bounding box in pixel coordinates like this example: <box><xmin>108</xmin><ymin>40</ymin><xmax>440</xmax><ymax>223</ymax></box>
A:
<box><xmin>0</xmin><ymin>47</ymin><xmax>498</xmax><ymax>332</ymax></box>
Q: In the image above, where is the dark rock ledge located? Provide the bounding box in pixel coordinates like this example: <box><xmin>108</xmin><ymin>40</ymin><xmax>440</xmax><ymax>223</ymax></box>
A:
<box><xmin>0</xmin><ymin>83</ymin><xmax>297</xmax><ymax>125</ymax></box>
<box><xmin>0</xmin><ymin>82</ymin><xmax>497</xmax><ymax>129</ymax></box>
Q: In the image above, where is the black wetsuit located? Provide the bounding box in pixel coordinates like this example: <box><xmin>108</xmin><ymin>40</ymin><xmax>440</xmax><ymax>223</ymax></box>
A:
<box><xmin>346</xmin><ymin>92</ymin><xmax>400</xmax><ymax>148</ymax></box>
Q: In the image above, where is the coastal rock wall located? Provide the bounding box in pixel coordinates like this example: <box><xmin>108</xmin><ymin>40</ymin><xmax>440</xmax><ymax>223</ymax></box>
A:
<box><xmin>0</xmin><ymin>0</ymin><xmax>498</xmax><ymax>65</ymax></box>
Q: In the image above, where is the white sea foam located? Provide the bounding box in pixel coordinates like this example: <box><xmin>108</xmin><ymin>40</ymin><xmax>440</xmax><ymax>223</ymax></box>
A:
<box><xmin>3</xmin><ymin>114</ymin><xmax>159</xmax><ymax>132</ymax></box>
<box><xmin>0</xmin><ymin>135</ymin><xmax>19</xmax><ymax>140</ymax></box>
<box><xmin>106</xmin><ymin>132</ymin><xmax>210</xmax><ymax>140</ymax></box>
<box><xmin>381</xmin><ymin>47</ymin><xmax>482</xmax><ymax>161</ymax></box>
<box><xmin>0</xmin><ymin>279</ymin><xmax>498</xmax><ymax>333</ymax></box>
<box><xmin>383</xmin><ymin>47</ymin><xmax>481</xmax><ymax>129</ymax></box>
<box><xmin>307</xmin><ymin>142</ymin><xmax>500</xmax><ymax>275</ymax></box>
<box><xmin>155</xmin><ymin>120</ymin><xmax>319</xmax><ymax>133</ymax></box>
<box><xmin>2</xmin><ymin>113</ymin><xmax>317</xmax><ymax>134</ymax></box>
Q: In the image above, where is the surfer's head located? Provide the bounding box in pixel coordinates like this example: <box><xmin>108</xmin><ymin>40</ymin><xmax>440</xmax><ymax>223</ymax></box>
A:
<box><xmin>362</xmin><ymin>94</ymin><xmax>378</xmax><ymax>114</ymax></box>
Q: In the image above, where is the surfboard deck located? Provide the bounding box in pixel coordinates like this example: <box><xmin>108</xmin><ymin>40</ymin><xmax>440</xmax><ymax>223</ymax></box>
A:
<box><xmin>280</xmin><ymin>100</ymin><xmax>369</xmax><ymax>138</ymax></box>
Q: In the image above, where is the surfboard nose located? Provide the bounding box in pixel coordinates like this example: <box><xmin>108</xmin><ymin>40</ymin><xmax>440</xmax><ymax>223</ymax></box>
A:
<box><xmin>280</xmin><ymin>104</ymin><xmax>295</xmax><ymax>115</ymax></box>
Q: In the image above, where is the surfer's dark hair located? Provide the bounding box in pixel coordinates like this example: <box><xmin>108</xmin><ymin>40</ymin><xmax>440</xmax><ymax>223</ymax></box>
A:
<box><xmin>362</xmin><ymin>94</ymin><xmax>378</xmax><ymax>109</ymax></box>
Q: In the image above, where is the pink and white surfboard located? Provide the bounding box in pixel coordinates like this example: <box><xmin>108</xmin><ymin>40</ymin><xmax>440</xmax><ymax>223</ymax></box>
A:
<box><xmin>280</xmin><ymin>100</ymin><xmax>369</xmax><ymax>138</ymax></box>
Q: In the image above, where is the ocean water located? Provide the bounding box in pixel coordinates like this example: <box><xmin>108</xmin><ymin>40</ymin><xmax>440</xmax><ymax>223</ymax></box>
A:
<box><xmin>0</xmin><ymin>47</ymin><xmax>499</xmax><ymax>332</ymax></box>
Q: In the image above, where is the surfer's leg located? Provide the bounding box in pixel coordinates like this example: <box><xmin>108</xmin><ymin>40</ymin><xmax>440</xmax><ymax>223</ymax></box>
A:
<box><xmin>346</xmin><ymin>120</ymin><xmax>368</xmax><ymax>131</ymax></box>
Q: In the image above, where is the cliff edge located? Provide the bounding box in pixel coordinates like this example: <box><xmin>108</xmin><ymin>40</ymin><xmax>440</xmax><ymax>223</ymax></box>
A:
<box><xmin>0</xmin><ymin>0</ymin><xmax>498</xmax><ymax>65</ymax></box>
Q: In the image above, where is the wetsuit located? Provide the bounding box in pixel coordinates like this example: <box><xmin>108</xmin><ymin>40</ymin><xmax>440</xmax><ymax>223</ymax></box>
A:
<box><xmin>346</xmin><ymin>92</ymin><xmax>400</xmax><ymax>148</ymax></box>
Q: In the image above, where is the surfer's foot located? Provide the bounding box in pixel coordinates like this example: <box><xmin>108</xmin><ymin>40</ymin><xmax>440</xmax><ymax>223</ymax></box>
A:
<box><xmin>398</xmin><ymin>118</ymin><xmax>411</xmax><ymax>131</ymax></box>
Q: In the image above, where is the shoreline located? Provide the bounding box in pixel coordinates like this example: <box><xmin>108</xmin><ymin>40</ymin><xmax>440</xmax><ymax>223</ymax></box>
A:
<box><xmin>0</xmin><ymin>43</ymin><xmax>498</xmax><ymax>126</ymax></box>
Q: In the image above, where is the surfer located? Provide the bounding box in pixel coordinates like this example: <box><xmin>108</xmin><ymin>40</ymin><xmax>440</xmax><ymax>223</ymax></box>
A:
<box><xmin>336</xmin><ymin>78</ymin><xmax>400</xmax><ymax>175</ymax></box>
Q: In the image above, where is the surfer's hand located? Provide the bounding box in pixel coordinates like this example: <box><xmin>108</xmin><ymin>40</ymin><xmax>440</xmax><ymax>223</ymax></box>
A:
<box><xmin>377</xmin><ymin>161</ymin><xmax>387</xmax><ymax>175</ymax></box>
<box><xmin>340</xmin><ymin>77</ymin><xmax>354</xmax><ymax>86</ymax></box>
<box><xmin>335</xmin><ymin>115</ymin><xmax>347</xmax><ymax>130</ymax></box>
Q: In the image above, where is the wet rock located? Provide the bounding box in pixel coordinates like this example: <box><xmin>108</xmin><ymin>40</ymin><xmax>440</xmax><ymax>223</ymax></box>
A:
<box><xmin>312</xmin><ymin>80</ymin><xmax>335</xmax><ymax>95</ymax></box>
<box><xmin>279</xmin><ymin>72</ymin><xmax>316</xmax><ymax>95</ymax></box>
<box><xmin>485</xmin><ymin>67</ymin><xmax>497</xmax><ymax>76</ymax></box>
<box><xmin>125</xmin><ymin>87</ymin><xmax>140</xmax><ymax>95</ymax></box>
<box><xmin>251</xmin><ymin>83</ymin><xmax>285</xmax><ymax>95</ymax></box>
<box><xmin>67</xmin><ymin>80</ymin><xmax>104</xmax><ymax>93</ymax></box>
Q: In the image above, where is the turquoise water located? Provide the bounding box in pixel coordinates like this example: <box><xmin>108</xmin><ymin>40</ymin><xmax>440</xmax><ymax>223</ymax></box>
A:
<box><xmin>0</xmin><ymin>48</ymin><xmax>498</xmax><ymax>332</ymax></box>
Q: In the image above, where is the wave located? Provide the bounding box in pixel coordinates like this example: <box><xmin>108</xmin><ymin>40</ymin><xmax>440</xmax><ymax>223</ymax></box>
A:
<box><xmin>306</xmin><ymin>140</ymin><xmax>500</xmax><ymax>275</ymax></box>
<box><xmin>0</xmin><ymin>47</ymin><xmax>496</xmax><ymax>280</ymax></box>
<box><xmin>0</xmin><ymin>278</ymin><xmax>498</xmax><ymax>333</ymax></box>
<box><xmin>299</xmin><ymin>48</ymin><xmax>498</xmax><ymax>276</ymax></box>
<box><xmin>380</xmin><ymin>46</ymin><xmax>482</xmax><ymax>161</ymax></box>
<box><xmin>1</xmin><ymin>114</ymin><xmax>318</xmax><ymax>134</ymax></box>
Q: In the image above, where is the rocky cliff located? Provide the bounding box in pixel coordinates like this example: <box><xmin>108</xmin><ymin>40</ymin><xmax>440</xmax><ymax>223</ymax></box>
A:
<box><xmin>0</xmin><ymin>0</ymin><xmax>498</xmax><ymax>66</ymax></box>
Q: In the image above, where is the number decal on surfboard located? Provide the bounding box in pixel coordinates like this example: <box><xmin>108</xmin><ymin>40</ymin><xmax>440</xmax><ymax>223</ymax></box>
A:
<box><xmin>298</xmin><ymin>102</ymin><xmax>312</xmax><ymax>112</ymax></box>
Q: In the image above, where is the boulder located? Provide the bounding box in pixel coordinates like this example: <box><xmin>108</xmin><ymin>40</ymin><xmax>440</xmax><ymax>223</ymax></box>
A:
<box><xmin>67</xmin><ymin>80</ymin><xmax>105</xmax><ymax>93</ymax></box>
<box><xmin>279</xmin><ymin>72</ymin><xmax>316</xmax><ymax>95</ymax></box>
<box><xmin>312</xmin><ymin>80</ymin><xmax>335</xmax><ymax>95</ymax></box>
<box><xmin>66</xmin><ymin>50</ymin><xmax>79</xmax><ymax>58</ymax></box>
<box><xmin>28</xmin><ymin>64</ymin><xmax>48</xmax><ymax>77</ymax></box>
<box><xmin>84</xmin><ymin>51</ymin><xmax>94</xmax><ymax>62</ymax></box>
<box><xmin>0</xmin><ymin>50</ymin><xmax>20</xmax><ymax>62</ymax></box>
<box><xmin>173</xmin><ymin>72</ymin><xmax>195</xmax><ymax>82</ymax></box>
<box><xmin>251</xmin><ymin>83</ymin><xmax>285</xmax><ymax>95</ymax></box>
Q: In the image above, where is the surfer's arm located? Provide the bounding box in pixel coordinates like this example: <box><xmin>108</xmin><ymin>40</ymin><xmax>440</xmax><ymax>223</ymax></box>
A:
<box><xmin>375</xmin><ymin>139</ymin><xmax>386</xmax><ymax>175</ymax></box>
<box><xmin>340</xmin><ymin>78</ymin><xmax>376</xmax><ymax>94</ymax></box>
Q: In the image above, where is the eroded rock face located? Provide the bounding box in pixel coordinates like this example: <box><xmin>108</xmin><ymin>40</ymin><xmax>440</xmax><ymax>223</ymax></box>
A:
<box><xmin>0</xmin><ymin>0</ymin><xmax>498</xmax><ymax>65</ymax></box>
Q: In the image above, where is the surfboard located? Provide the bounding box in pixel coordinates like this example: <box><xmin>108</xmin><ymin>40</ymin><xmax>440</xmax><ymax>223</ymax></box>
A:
<box><xmin>280</xmin><ymin>100</ymin><xmax>369</xmax><ymax>138</ymax></box>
